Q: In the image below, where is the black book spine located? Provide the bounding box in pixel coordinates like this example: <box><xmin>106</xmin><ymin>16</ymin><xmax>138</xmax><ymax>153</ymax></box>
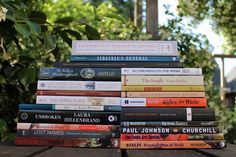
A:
<box><xmin>121</xmin><ymin>108</ymin><xmax>215</xmax><ymax>121</ymax></box>
<box><xmin>17</xmin><ymin>129</ymin><xmax>120</xmax><ymax>138</ymax></box>
<box><xmin>39</xmin><ymin>67</ymin><xmax>121</xmax><ymax>81</ymax></box>
<box><xmin>121</xmin><ymin>127</ymin><xmax>219</xmax><ymax>134</ymax></box>
<box><xmin>121</xmin><ymin>121</ymin><xmax>219</xmax><ymax>127</ymax></box>
<box><xmin>18</xmin><ymin>110</ymin><xmax>120</xmax><ymax>125</ymax></box>
<box><xmin>53</xmin><ymin>62</ymin><xmax>183</xmax><ymax>68</ymax></box>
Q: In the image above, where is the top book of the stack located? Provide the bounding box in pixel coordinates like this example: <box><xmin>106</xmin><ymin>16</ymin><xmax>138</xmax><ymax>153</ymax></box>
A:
<box><xmin>71</xmin><ymin>40</ymin><xmax>178</xmax><ymax>56</ymax></box>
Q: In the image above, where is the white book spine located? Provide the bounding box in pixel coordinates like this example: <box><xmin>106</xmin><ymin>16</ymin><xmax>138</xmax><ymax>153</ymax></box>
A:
<box><xmin>37</xmin><ymin>80</ymin><xmax>121</xmax><ymax>91</ymax></box>
<box><xmin>121</xmin><ymin>68</ymin><xmax>202</xmax><ymax>75</ymax></box>
<box><xmin>36</xmin><ymin>96</ymin><xmax>121</xmax><ymax>105</ymax></box>
<box><xmin>72</xmin><ymin>40</ymin><xmax>178</xmax><ymax>56</ymax></box>
<box><xmin>54</xmin><ymin>105</ymin><xmax>104</xmax><ymax>111</ymax></box>
<box><xmin>121</xmin><ymin>98</ymin><xmax>146</xmax><ymax>107</ymax></box>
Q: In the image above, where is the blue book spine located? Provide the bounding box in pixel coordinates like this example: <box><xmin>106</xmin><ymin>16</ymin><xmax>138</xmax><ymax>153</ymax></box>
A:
<box><xmin>19</xmin><ymin>104</ymin><xmax>121</xmax><ymax>111</ymax></box>
<box><xmin>70</xmin><ymin>55</ymin><xmax>179</xmax><ymax>62</ymax></box>
<box><xmin>19</xmin><ymin>104</ymin><xmax>53</xmax><ymax>110</ymax></box>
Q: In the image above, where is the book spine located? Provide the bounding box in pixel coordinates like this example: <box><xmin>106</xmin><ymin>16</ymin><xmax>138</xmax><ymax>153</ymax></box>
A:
<box><xmin>36</xmin><ymin>96</ymin><xmax>121</xmax><ymax>106</ymax></box>
<box><xmin>122</xmin><ymin>76</ymin><xmax>204</xmax><ymax>86</ymax></box>
<box><xmin>15</xmin><ymin>137</ymin><xmax>120</xmax><ymax>148</ymax></box>
<box><xmin>121</xmin><ymin>108</ymin><xmax>215</xmax><ymax>121</ymax></box>
<box><xmin>53</xmin><ymin>61</ymin><xmax>183</xmax><ymax>68</ymax></box>
<box><xmin>70</xmin><ymin>56</ymin><xmax>179</xmax><ymax>62</ymax></box>
<box><xmin>17</xmin><ymin>123</ymin><xmax>119</xmax><ymax>131</ymax></box>
<box><xmin>121</xmin><ymin>134</ymin><xmax>224</xmax><ymax>141</ymax></box>
<box><xmin>19</xmin><ymin>104</ymin><xmax>121</xmax><ymax>112</ymax></box>
<box><xmin>121</xmin><ymin>68</ymin><xmax>202</xmax><ymax>75</ymax></box>
<box><xmin>39</xmin><ymin>67</ymin><xmax>121</xmax><ymax>81</ymax></box>
<box><xmin>72</xmin><ymin>40</ymin><xmax>178</xmax><ymax>56</ymax></box>
<box><xmin>121</xmin><ymin>98</ymin><xmax>207</xmax><ymax>107</ymax></box>
<box><xmin>37</xmin><ymin>81</ymin><xmax>121</xmax><ymax>91</ymax></box>
<box><xmin>18</xmin><ymin>110</ymin><xmax>120</xmax><ymax>125</ymax></box>
<box><xmin>121</xmin><ymin>92</ymin><xmax>205</xmax><ymax>98</ymax></box>
<box><xmin>121</xmin><ymin>127</ymin><xmax>219</xmax><ymax>134</ymax></box>
<box><xmin>120</xmin><ymin>140</ymin><xmax>226</xmax><ymax>149</ymax></box>
<box><xmin>37</xmin><ymin>90</ymin><xmax>121</xmax><ymax>97</ymax></box>
<box><xmin>17</xmin><ymin>129</ymin><xmax>120</xmax><ymax>138</ymax></box>
<box><xmin>122</xmin><ymin>86</ymin><xmax>205</xmax><ymax>92</ymax></box>
<box><xmin>121</xmin><ymin>121</ymin><xmax>219</xmax><ymax>127</ymax></box>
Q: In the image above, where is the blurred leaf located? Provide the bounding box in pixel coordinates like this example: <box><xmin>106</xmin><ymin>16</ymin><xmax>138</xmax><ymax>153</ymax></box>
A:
<box><xmin>59</xmin><ymin>30</ymin><xmax>72</xmax><ymax>47</ymax></box>
<box><xmin>55</xmin><ymin>17</ymin><xmax>74</xmax><ymax>25</ymax></box>
<box><xmin>65</xmin><ymin>30</ymin><xmax>81</xmax><ymax>40</ymax></box>
<box><xmin>14</xmin><ymin>9</ymin><xmax>27</xmax><ymax>20</ymax></box>
<box><xmin>29</xmin><ymin>11</ymin><xmax>47</xmax><ymax>24</ymax></box>
<box><xmin>0</xmin><ymin>75</ymin><xmax>6</xmax><ymax>84</ymax></box>
<box><xmin>85</xmin><ymin>24</ymin><xmax>100</xmax><ymax>40</ymax></box>
<box><xmin>44</xmin><ymin>33</ymin><xmax>56</xmax><ymax>52</ymax></box>
<box><xmin>26</xmin><ymin>21</ymin><xmax>41</xmax><ymax>35</ymax></box>
<box><xmin>105</xmin><ymin>13</ymin><xmax>125</xmax><ymax>22</ymax></box>
<box><xmin>17</xmin><ymin>67</ymin><xmax>36</xmax><ymax>86</ymax></box>
<box><xmin>14</xmin><ymin>24</ymin><xmax>31</xmax><ymax>37</ymax></box>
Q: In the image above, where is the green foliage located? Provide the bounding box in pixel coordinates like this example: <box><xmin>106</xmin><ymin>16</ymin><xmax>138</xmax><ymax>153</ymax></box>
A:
<box><xmin>177</xmin><ymin>0</ymin><xmax>236</xmax><ymax>54</ymax></box>
<box><xmin>159</xmin><ymin>10</ymin><xmax>236</xmax><ymax>144</ymax></box>
<box><xmin>0</xmin><ymin>0</ymin><xmax>235</xmax><ymax>144</ymax></box>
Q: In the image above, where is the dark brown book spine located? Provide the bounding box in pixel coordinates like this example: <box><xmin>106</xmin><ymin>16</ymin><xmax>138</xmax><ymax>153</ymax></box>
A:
<box><xmin>37</xmin><ymin>90</ymin><xmax>121</xmax><ymax>97</ymax></box>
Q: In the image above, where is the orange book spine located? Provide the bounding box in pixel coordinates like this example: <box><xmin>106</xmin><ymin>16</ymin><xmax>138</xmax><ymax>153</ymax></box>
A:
<box><xmin>120</xmin><ymin>140</ymin><xmax>226</xmax><ymax>149</ymax></box>
<box><xmin>121</xmin><ymin>98</ymin><xmax>207</xmax><ymax>107</ymax></box>
<box><xmin>17</xmin><ymin>123</ymin><xmax>118</xmax><ymax>131</ymax></box>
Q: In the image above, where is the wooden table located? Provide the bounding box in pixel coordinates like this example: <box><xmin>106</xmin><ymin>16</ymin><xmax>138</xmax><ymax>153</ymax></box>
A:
<box><xmin>0</xmin><ymin>142</ymin><xmax>235</xmax><ymax>157</ymax></box>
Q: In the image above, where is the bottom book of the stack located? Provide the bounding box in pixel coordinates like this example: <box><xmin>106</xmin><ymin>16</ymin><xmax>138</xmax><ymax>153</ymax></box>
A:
<box><xmin>15</xmin><ymin>137</ymin><xmax>120</xmax><ymax>148</ymax></box>
<box><xmin>120</xmin><ymin>140</ymin><xmax>226</xmax><ymax>149</ymax></box>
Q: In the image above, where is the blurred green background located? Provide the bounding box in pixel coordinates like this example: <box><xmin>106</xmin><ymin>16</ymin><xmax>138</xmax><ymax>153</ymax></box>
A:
<box><xmin>0</xmin><ymin>0</ymin><xmax>235</xmax><ymax>143</ymax></box>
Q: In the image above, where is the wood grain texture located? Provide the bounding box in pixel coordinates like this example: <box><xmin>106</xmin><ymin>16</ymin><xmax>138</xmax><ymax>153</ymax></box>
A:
<box><xmin>35</xmin><ymin>147</ymin><xmax>122</xmax><ymax>157</ymax></box>
<box><xmin>126</xmin><ymin>150</ymin><xmax>209</xmax><ymax>157</ymax></box>
<box><xmin>195</xmin><ymin>144</ymin><xmax>236</xmax><ymax>157</ymax></box>
<box><xmin>0</xmin><ymin>141</ymin><xmax>49</xmax><ymax>157</ymax></box>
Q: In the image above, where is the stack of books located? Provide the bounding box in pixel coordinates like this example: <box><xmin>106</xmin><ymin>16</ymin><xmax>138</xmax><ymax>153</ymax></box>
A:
<box><xmin>15</xmin><ymin>41</ymin><xmax>123</xmax><ymax>148</ymax></box>
<box><xmin>120</xmin><ymin>52</ymin><xmax>226</xmax><ymax>148</ymax></box>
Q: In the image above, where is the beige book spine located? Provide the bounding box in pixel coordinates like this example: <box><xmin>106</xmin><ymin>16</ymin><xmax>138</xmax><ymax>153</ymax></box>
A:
<box><xmin>121</xmin><ymin>92</ymin><xmax>205</xmax><ymax>97</ymax></box>
<box><xmin>122</xmin><ymin>76</ymin><xmax>204</xmax><ymax>85</ymax></box>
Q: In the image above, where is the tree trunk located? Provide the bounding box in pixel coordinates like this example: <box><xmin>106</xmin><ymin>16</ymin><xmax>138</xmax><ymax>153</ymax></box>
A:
<box><xmin>134</xmin><ymin>0</ymin><xmax>143</xmax><ymax>28</ymax></box>
<box><xmin>146</xmin><ymin>0</ymin><xmax>158</xmax><ymax>38</ymax></box>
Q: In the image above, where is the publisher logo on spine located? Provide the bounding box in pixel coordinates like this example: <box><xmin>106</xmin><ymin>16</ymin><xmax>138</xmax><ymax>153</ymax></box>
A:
<box><xmin>108</xmin><ymin>115</ymin><xmax>117</xmax><ymax>122</ymax></box>
<box><xmin>80</xmin><ymin>68</ymin><xmax>95</xmax><ymax>79</ymax></box>
<box><xmin>21</xmin><ymin>113</ymin><xmax>28</xmax><ymax>120</ymax></box>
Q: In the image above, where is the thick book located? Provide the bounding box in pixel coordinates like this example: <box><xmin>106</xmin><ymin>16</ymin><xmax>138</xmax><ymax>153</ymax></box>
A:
<box><xmin>121</xmin><ymin>92</ymin><xmax>205</xmax><ymax>97</ymax></box>
<box><xmin>17</xmin><ymin>123</ymin><xmax>119</xmax><ymax>131</ymax></box>
<box><xmin>54</xmin><ymin>61</ymin><xmax>183</xmax><ymax>68</ymax></box>
<box><xmin>120</xmin><ymin>140</ymin><xmax>226</xmax><ymax>149</ymax></box>
<box><xmin>18</xmin><ymin>110</ymin><xmax>120</xmax><ymax>125</ymax></box>
<box><xmin>121</xmin><ymin>108</ymin><xmax>215</xmax><ymax>121</ymax></box>
<box><xmin>121</xmin><ymin>134</ymin><xmax>224</xmax><ymax>141</ymax></box>
<box><xmin>121</xmin><ymin>98</ymin><xmax>207</xmax><ymax>107</ymax></box>
<box><xmin>39</xmin><ymin>67</ymin><xmax>121</xmax><ymax>81</ymax></box>
<box><xmin>15</xmin><ymin>137</ymin><xmax>120</xmax><ymax>148</ymax></box>
<box><xmin>37</xmin><ymin>90</ymin><xmax>121</xmax><ymax>97</ymax></box>
<box><xmin>122</xmin><ymin>76</ymin><xmax>204</xmax><ymax>86</ymax></box>
<box><xmin>121</xmin><ymin>121</ymin><xmax>219</xmax><ymax>127</ymax></box>
<box><xmin>17</xmin><ymin>129</ymin><xmax>120</xmax><ymax>138</ymax></box>
<box><xmin>121</xmin><ymin>127</ymin><xmax>219</xmax><ymax>134</ymax></box>
<box><xmin>70</xmin><ymin>56</ymin><xmax>179</xmax><ymax>62</ymax></box>
<box><xmin>121</xmin><ymin>68</ymin><xmax>202</xmax><ymax>75</ymax></box>
<box><xmin>19</xmin><ymin>104</ymin><xmax>121</xmax><ymax>112</ymax></box>
<box><xmin>37</xmin><ymin>80</ymin><xmax>121</xmax><ymax>91</ymax></box>
<box><xmin>122</xmin><ymin>85</ymin><xmax>205</xmax><ymax>92</ymax></box>
<box><xmin>36</xmin><ymin>96</ymin><xmax>121</xmax><ymax>106</ymax></box>
<box><xmin>71</xmin><ymin>40</ymin><xmax>178</xmax><ymax>56</ymax></box>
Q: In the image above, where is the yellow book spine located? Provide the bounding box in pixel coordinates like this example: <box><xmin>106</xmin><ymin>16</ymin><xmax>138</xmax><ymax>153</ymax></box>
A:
<box><xmin>121</xmin><ymin>92</ymin><xmax>206</xmax><ymax>97</ymax></box>
<box><xmin>121</xmin><ymin>86</ymin><xmax>205</xmax><ymax>92</ymax></box>
<box><xmin>122</xmin><ymin>76</ymin><xmax>204</xmax><ymax>85</ymax></box>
